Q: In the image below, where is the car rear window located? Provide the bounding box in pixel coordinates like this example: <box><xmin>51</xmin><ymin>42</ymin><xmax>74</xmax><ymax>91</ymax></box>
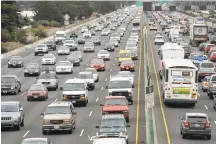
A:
<box><xmin>188</xmin><ymin>116</ymin><xmax>207</xmax><ymax>123</ymax></box>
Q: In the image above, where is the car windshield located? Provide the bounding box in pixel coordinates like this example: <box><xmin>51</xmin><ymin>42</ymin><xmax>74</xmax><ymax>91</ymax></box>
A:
<box><xmin>1</xmin><ymin>104</ymin><xmax>18</xmax><ymax>112</ymax></box>
<box><xmin>56</xmin><ymin>34</ymin><xmax>64</xmax><ymax>37</ymax></box>
<box><xmin>59</xmin><ymin>47</ymin><xmax>68</xmax><ymax>50</ymax></box>
<box><xmin>109</xmin><ymin>80</ymin><xmax>131</xmax><ymax>89</ymax></box>
<box><xmin>77</xmin><ymin>73</ymin><xmax>93</xmax><ymax>79</ymax></box>
<box><xmin>65</xmin><ymin>40</ymin><xmax>74</xmax><ymax>43</ymax></box>
<box><xmin>85</xmin><ymin>43</ymin><xmax>93</xmax><ymax>46</ymax></box>
<box><xmin>58</xmin><ymin>61</ymin><xmax>70</xmax><ymax>66</ymax></box>
<box><xmin>26</xmin><ymin>64</ymin><xmax>39</xmax><ymax>69</ymax></box>
<box><xmin>39</xmin><ymin>73</ymin><xmax>56</xmax><ymax>79</ymax></box>
<box><xmin>63</xmin><ymin>83</ymin><xmax>85</xmax><ymax>91</ymax></box>
<box><xmin>45</xmin><ymin>106</ymin><xmax>70</xmax><ymax>114</ymax></box>
<box><xmin>85</xmin><ymin>69</ymin><xmax>97</xmax><ymax>73</ymax></box>
<box><xmin>67</xmin><ymin>56</ymin><xmax>79</xmax><ymax>60</ymax></box>
<box><xmin>188</xmin><ymin>116</ymin><xmax>207</xmax><ymax>123</ymax></box>
<box><xmin>29</xmin><ymin>85</ymin><xmax>44</xmax><ymax>91</ymax></box>
<box><xmin>91</xmin><ymin>60</ymin><xmax>103</xmax><ymax>64</ymax></box>
<box><xmin>37</xmin><ymin>45</ymin><xmax>45</xmax><ymax>48</ymax></box>
<box><xmin>22</xmin><ymin>141</ymin><xmax>47</xmax><ymax>144</ymax></box>
<box><xmin>117</xmin><ymin>72</ymin><xmax>131</xmax><ymax>77</ymax></box>
<box><xmin>119</xmin><ymin>53</ymin><xmax>131</xmax><ymax>58</ymax></box>
<box><xmin>105</xmin><ymin>99</ymin><xmax>127</xmax><ymax>105</ymax></box>
<box><xmin>1</xmin><ymin>77</ymin><xmax>15</xmax><ymax>83</ymax></box>
<box><xmin>44</xmin><ymin>55</ymin><xmax>53</xmax><ymax>58</ymax></box>
<box><xmin>201</xmin><ymin>63</ymin><xmax>214</xmax><ymax>68</ymax></box>
<box><xmin>101</xmin><ymin>119</ymin><xmax>125</xmax><ymax>128</ymax></box>
<box><xmin>121</xmin><ymin>61</ymin><xmax>133</xmax><ymax>65</ymax></box>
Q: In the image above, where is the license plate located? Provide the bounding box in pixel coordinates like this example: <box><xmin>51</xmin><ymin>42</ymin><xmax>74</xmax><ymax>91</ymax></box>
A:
<box><xmin>54</xmin><ymin>125</ymin><xmax>59</xmax><ymax>129</ymax></box>
<box><xmin>3</xmin><ymin>91</ymin><xmax>7</xmax><ymax>93</ymax></box>
<box><xmin>30</xmin><ymin>73</ymin><xmax>33</xmax><ymax>74</ymax></box>
<box><xmin>72</xmin><ymin>101</ymin><xmax>76</xmax><ymax>103</ymax></box>
<box><xmin>34</xmin><ymin>96</ymin><xmax>38</xmax><ymax>98</ymax></box>
<box><xmin>13</xmin><ymin>64</ymin><xmax>16</xmax><ymax>66</ymax></box>
<box><xmin>126</xmin><ymin>68</ymin><xmax>129</xmax><ymax>70</ymax></box>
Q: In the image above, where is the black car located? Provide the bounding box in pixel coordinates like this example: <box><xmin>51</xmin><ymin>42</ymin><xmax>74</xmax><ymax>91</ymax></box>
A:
<box><xmin>44</xmin><ymin>40</ymin><xmax>56</xmax><ymax>50</ymax></box>
<box><xmin>70</xmin><ymin>32</ymin><xmax>78</xmax><ymax>38</ymax></box>
<box><xmin>24</xmin><ymin>63</ymin><xmax>41</xmax><ymax>77</ymax></box>
<box><xmin>8</xmin><ymin>56</ymin><xmax>24</xmax><ymax>68</ymax></box>
<box><xmin>104</xmin><ymin>43</ymin><xmax>115</xmax><ymax>51</ymax></box>
<box><xmin>1</xmin><ymin>75</ymin><xmax>21</xmax><ymax>95</ymax></box>
<box><xmin>65</xmin><ymin>55</ymin><xmax>80</xmax><ymax>66</ymax></box>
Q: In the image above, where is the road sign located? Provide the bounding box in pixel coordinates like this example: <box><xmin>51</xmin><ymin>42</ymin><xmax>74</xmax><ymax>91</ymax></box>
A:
<box><xmin>146</xmin><ymin>85</ymin><xmax>154</xmax><ymax>108</ymax></box>
<box><xmin>63</xmin><ymin>14</ymin><xmax>70</xmax><ymax>21</ymax></box>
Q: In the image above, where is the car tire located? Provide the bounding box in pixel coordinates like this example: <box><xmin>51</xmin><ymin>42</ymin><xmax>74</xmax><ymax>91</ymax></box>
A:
<box><xmin>43</xmin><ymin>96</ymin><xmax>46</xmax><ymax>101</ymax></box>
<box><xmin>96</xmin><ymin>78</ymin><xmax>99</xmax><ymax>82</ymax></box>
<box><xmin>18</xmin><ymin>87</ymin><xmax>21</xmax><ymax>92</ymax></box>
<box><xmin>35</xmin><ymin>53</ymin><xmax>37</xmax><ymax>56</ymax></box>
<box><xmin>73</xmin><ymin>122</ymin><xmax>76</xmax><ymax>129</ymax></box>
<box><xmin>42</xmin><ymin>129</ymin><xmax>47</xmax><ymax>135</ymax></box>
<box><xmin>209</xmin><ymin>93</ymin><xmax>214</xmax><ymax>99</ymax></box>
<box><xmin>27</xmin><ymin>98</ymin><xmax>31</xmax><ymax>101</ymax></box>
<box><xmin>24</xmin><ymin>73</ymin><xmax>27</xmax><ymax>77</ymax></box>
<box><xmin>182</xmin><ymin>133</ymin><xmax>186</xmax><ymax>139</ymax></box>
<box><xmin>126</xmin><ymin>118</ymin><xmax>129</xmax><ymax>123</ymax></box>
<box><xmin>20</xmin><ymin>118</ymin><xmax>24</xmax><ymax>127</ymax></box>
<box><xmin>207</xmin><ymin>134</ymin><xmax>211</xmax><ymax>140</ymax></box>
<box><xmin>83</xmin><ymin>101</ymin><xmax>87</xmax><ymax>107</ymax></box>
<box><xmin>14</xmin><ymin>124</ymin><xmax>20</xmax><ymax>131</ymax></box>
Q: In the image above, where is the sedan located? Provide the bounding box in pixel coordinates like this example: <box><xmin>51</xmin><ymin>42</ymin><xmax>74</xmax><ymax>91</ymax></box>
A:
<box><xmin>77</xmin><ymin>36</ymin><xmax>86</xmax><ymax>44</ymax></box>
<box><xmin>120</xmin><ymin>60</ymin><xmax>135</xmax><ymax>72</ymax></box>
<box><xmin>117</xmin><ymin>71</ymin><xmax>135</xmax><ymax>87</ymax></box>
<box><xmin>154</xmin><ymin>36</ymin><xmax>164</xmax><ymax>45</ymax></box>
<box><xmin>202</xmin><ymin>76</ymin><xmax>210</xmax><ymax>92</ymax></box>
<box><xmin>85</xmin><ymin>68</ymin><xmax>99</xmax><ymax>82</ymax></box>
<box><xmin>21</xmin><ymin>138</ymin><xmax>52</xmax><ymax>144</ymax></box>
<box><xmin>71</xmin><ymin>51</ymin><xmax>83</xmax><ymax>61</ymax></box>
<box><xmin>149</xmin><ymin>24</ymin><xmax>157</xmax><ymax>31</ymax></box>
<box><xmin>70</xmin><ymin>32</ymin><xmax>78</xmax><ymax>38</ymax></box>
<box><xmin>26</xmin><ymin>84</ymin><xmax>48</xmax><ymax>101</ymax></box>
<box><xmin>90</xmin><ymin>59</ymin><xmax>106</xmax><ymax>71</ymax></box>
<box><xmin>58</xmin><ymin>46</ymin><xmax>70</xmax><ymax>55</ymax></box>
<box><xmin>65</xmin><ymin>55</ymin><xmax>80</xmax><ymax>66</ymax></box>
<box><xmin>8</xmin><ymin>56</ymin><xmax>24</xmax><ymax>68</ymax></box>
<box><xmin>109</xmin><ymin>39</ymin><xmax>119</xmax><ymax>47</ymax></box>
<box><xmin>44</xmin><ymin>40</ymin><xmax>56</xmax><ymax>51</ymax></box>
<box><xmin>97</xmin><ymin>50</ymin><xmax>110</xmax><ymax>60</ymax></box>
<box><xmin>55</xmin><ymin>61</ymin><xmax>73</xmax><ymax>74</ymax></box>
<box><xmin>41</xmin><ymin>54</ymin><xmax>56</xmax><ymax>65</ymax></box>
<box><xmin>83</xmin><ymin>31</ymin><xmax>92</xmax><ymax>38</ymax></box>
<box><xmin>24</xmin><ymin>63</ymin><xmax>41</xmax><ymax>77</ymax></box>
<box><xmin>104</xmin><ymin>43</ymin><xmax>115</xmax><ymax>51</ymax></box>
<box><xmin>63</xmin><ymin>40</ymin><xmax>78</xmax><ymax>51</ymax></box>
<box><xmin>83</xmin><ymin>42</ymin><xmax>95</xmax><ymax>52</ymax></box>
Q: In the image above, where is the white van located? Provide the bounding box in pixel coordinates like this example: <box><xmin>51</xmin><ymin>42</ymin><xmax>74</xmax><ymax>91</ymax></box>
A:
<box><xmin>60</xmin><ymin>79</ymin><xmax>88</xmax><ymax>106</ymax></box>
<box><xmin>54</xmin><ymin>31</ymin><xmax>66</xmax><ymax>44</ymax></box>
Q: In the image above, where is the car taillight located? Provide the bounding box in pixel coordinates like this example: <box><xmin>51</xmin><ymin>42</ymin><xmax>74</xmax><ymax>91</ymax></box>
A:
<box><xmin>210</xmin><ymin>84</ymin><xmax>214</xmax><ymax>88</ymax></box>
<box><xmin>184</xmin><ymin>121</ymin><xmax>189</xmax><ymax>127</ymax></box>
<box><xmin>206</xmin><ymin>122</ymin><xmax>210</xmax><ymax>128</ymax></box>
<box><xmin>100</xmin><ymin>64</ymin><xmax>104</xmax><ymax>67</ymax></box>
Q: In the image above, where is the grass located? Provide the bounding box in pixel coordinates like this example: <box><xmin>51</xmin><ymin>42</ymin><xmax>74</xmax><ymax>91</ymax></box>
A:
<box><xmin>1</xmin><ymin>42</ymin><xmax>24</xmax><ymax>52</ymax></box>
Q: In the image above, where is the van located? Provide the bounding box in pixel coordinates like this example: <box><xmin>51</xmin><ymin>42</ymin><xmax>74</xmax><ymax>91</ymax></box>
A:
<box><xmin>54</xmin><ymin>31</ymin><xmax>66</xmax><ymax>44</ymax></box>
<box><xmin>60</xmin><ymin>79</ymin><xmax>88</xmax><ymax>106</ymax></box>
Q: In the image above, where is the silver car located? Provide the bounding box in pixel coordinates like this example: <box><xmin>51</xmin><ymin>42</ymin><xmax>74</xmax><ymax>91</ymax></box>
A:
<box><xmin>83</xmin><ymin>42</ymin><xmax>95</xmax><ymax>52</ymax></box>
<box><xmin>202</xmin><ymin>76</ymin><xmax>210</xmax><ymax>92</ymax></box>
<box><xmin>71</xmin><ymin>51</ymin><xmax>83</xmax><ymax>61</ymax></box>
<box><xmin>1</xmin><ymin>101</ymin><xmax>24</xmax><ymax>130</ymax></box>
<box><xmin>22</xmin><ymin>138</ymin><xmax>52</xmax><ymax>144</ymax></box>
<box><xmin>63</xmin><ymin>40</ymin><xmax>78</xmax><ymax>51</ymax></box>
<box><xmin>58</xmin><ymin>46</ymin><xmax>70</xmax><ymax>55</ymax></box>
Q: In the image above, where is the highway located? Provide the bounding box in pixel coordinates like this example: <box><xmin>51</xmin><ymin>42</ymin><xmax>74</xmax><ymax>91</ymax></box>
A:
<box><xmin>145</xmin><ymin>13</ymin><xmax>216</xmax><ymax>144</ymax></box>
<box><xmin>1</xmin><ymin>9</ymin><xmax>146</xmax><ymax>144</ymax></box>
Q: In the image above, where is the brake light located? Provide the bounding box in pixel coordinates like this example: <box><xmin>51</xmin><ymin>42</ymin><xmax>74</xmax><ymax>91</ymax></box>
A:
<box><xmin>210</xmin><ymin>84</ymin><xmax>214</xmax><ymax>88</ymax></box>
<box><xmin>206</xmin><ymin>122</ymin><xmax>210</xmax><ymax>128</ymax></box>
<box><xmin>184</xmin><ymin>121</ymin><xmax>189</xmax><ymax>127</ymax></box>
<box><xmin>100</xmin><ymin>64</ymin><xmax>104</xmax><ymax>67</ymax></box>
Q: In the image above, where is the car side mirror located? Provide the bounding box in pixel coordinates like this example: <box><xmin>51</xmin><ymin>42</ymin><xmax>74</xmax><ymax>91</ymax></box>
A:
<box><xmin>96</xmin><ymin>125</ymin><xmax>99</xmax><ymax>128</ymax></box>
<box><xmin>100</xmin><ymin>104</ymin><xmax>103</xmax><ymax>106</ymax></box>
<box><xmin>19</xmin><ymin>107</ymin><xmax>23</xmax><ymax>111</ymax></box>
<box><xmin>60</xmin><ymin>87</ymin><xmax>63</xmax><ymax>90</ymax></box>
<box><xmin>40</xmin><ymin>113</ymin><xmax>44</xmax><ymax>116</ymax></box>
<box><xmin>106</xmin><ymin>86</ymin><xmax>108</xmax><ymax>89</ymax></box>
<box><xmin>127</xmin><ymin>124</ymin><xmax>131</xmax><ymax>127</ymax></box>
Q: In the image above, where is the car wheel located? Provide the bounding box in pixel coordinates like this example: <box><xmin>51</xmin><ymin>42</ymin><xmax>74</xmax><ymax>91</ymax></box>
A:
<box><xmin>27</xmin><ymin>98</ymin><xmax>31</xmax><ymax>101</ymax></box>
<box><xmin>83</xmin><ymin>101</ymin><xmax>87</xmax><ymax>107</ymax></box>
<box><xmin>73</xmin><ymin>122</ymin><xmax>76</xmax><ymax>129</ymax></box>
<box><xmin>209</xmin><ymin>93</ymin><xmax>214</xmax><ymax>99</ymax></box>
<box><xmin>35</xmin><ymin>53</ymin><xmax>37</xmax><ymax>56</ymax></box>
<box><xmin>18</xmin><ymin>87</ymin><xmax>21</xmax><ymax>92</ymax></box>
<box><xmin>14</xmin><ymin>124</ymin><xmax>20</xmax><ymax>131</ymax></box>
<box><xmin>43</xmin><ymin>96</ymin><xmax>46</xmax><ymax>101</ymax></box>
<box><xmin>126</xmin><ymin>118</ymin><xmax>129</xmax><ymax>123</ymax></box>
<box><xmin>14</xmin><ymin>89</ymin><xmax>18</xmax><ymax>95</ymax></box>
<box><xmin>207</xmin><ymin>134</ymin><xmax>211</xmax><ymax>140</ymax></box>
<box><xmin>68</xmin><ymin>127</ymin><xmax>73</xmax><ymax>134</ymax></box>
<box><xmin>55</xmin><ymin>85</ymin><xmax>58</xmax><ymax>90</ymax></box>
<box><xmin>182</xmin><ymin>133</ymin><xmax>186</xmax><ymax>139</ymax></box>
<box><xmin>24</xmin><ymin>73</ymin><xmax>27</xmax><ymax>77</ymax></box>
<box><xmin>42</xmin><ymin>129</ymin><xmax>47</xmax><ymax>135</ymax></box>
<box><xmin>20</xmin><ymin>118</ymin><xmax>24</xmax><ymax>127</ymax></box>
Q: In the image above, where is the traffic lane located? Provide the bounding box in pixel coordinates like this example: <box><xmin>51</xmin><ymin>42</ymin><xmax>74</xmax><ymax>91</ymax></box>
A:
<box><xmin>148</xmin><ymin>26</ymin><xmax>216</xmax><ymax>144</ymax></box>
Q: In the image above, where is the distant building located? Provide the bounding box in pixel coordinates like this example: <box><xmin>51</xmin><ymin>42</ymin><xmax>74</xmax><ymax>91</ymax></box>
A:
<box><xmin>17</xmin><ymin>11</ymin><xmax>36</xmax><ymax>21</ymax></box>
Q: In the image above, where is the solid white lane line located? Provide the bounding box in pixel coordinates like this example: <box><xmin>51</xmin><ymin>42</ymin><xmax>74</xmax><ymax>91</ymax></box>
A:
<box><xmin>80</xmin><ymin>129</ymin><xmax>84</xmax><ymax>136</ymax></box>
<box><xmin>105</xmin><ymin>78</ymin><xmax>107</xmax><ymax>81</ymax></box>
<box><xmin>23</xmin><ymin>130</ymin><xmax>30</xmax><ymax>138</ymax></box>
<box><xmin>101</xmin><ymin>87</ymin><xmax>103</xmax><ymax>91</ymax></box>
<box><xmin>21</xmin><ymin>92</ymin><xmax>26</xmax><ymax>96</ymax></box>
<box><xmin>53</xmin><ymin>98</ymin><xmax>58</xmax><ymax>103</ymax></box>
<box><xmin>96</xmin><ymin>98</ymin><xmax>99</xmax><ymax>102</ymax></box>
<box><xmin>204</xmin><ymin>105</ymin><xmax>208</xmax><ymax>110</ymax></box>
<box><xmin>89</xmin><ymin>111</ymin><xmax>92</xmax><ymax>116</ymax></box>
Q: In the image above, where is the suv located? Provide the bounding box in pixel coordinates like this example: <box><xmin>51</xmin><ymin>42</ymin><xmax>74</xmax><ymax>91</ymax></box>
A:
<box><xmin>207</xmin><ymin>74</ymin><xmax>216</xmax><ymax>99</ymax></box>
<box><xmin>35</xmin><ymin>44</ymin><xmax>48</xmax><ymax>56</ymax></box>
<box><xmin>198</xmin><ymin>61</ymin><xmax>215</xmax><ymax>82</ymax></box>
<box><xmin>95</xmin><ymin>114</ymin><xmax>130</xmax><ymax>143</ymax></box>
<box><xmin>41</xmin><ymin>101</ymin><xmax>76</xmax><ymax>134</ymax></box>
<box><xmin>1</xmin><ymin>101</ymin><xmax>24</xmax><ymax>130</ymax></box>
<box><xmin>1</xmin><ymin>75</ymin><xmax>21</xmax><ymax>95</ymax></box>
<box><xmin>180</xmin><ymin>113</ymin><xmax>211</xmax><ymax>140</ymax></box>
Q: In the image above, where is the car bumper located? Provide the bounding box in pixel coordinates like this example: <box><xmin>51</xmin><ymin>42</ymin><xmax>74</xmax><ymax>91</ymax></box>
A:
<box><xmin>42</xmin><ymin>61</ymin><xmax>55</xmax><ymax>65</ymax></box>
<box><xmin>120</xmin><ymin>68</ymin><xmax>135</xmax><ymax>71</ymax></box>
<box><xmin>35</xmin><ymin>51</ymin><xmax>47</xmax><ymax>54</ymax></box>
<box><xmin>56</xmin><ymin>69</ymin><xmax>72</xmax><ymax>73</ymax></box>
<box><xmin>1</xmin><ymin>89</ymin><xmax>17</xmax><ymax>94</ymax></box>
<box><xmin>62</xmin><ymin>99</ymin><xmax>86</xmax><ymax>105</ymax></box>
<box><xmin>83</xmin><ymin>49</ymin><xmax>94</xmax><ymax>52</ymax></box>
<box><xmin>1</xmin><ymin>120</ymin><xmax>20</xmax><ymax>128</ymax></box>
<box><xmin>27</xmin><ymin>95</ymin><xmax>46</xmax><ymax>100</ymax></box>
<box><xmin>8</xmin><ymin>64</ymin><xmax>22</xmax><ymax>67</ymax></box>
<box><xmin>182</xmin><ymin>129</ymin><xmax>211</xmax><ymax>135</ymax></box>
<box><xmin>42</xmin><ymin>124</ymin><xmax>73</xmax><ymax>131</ymax></box>
<box><xmin>164</xmin><ymin>98</ymin><xmax>197</xmax><ymax>104</ymax></box>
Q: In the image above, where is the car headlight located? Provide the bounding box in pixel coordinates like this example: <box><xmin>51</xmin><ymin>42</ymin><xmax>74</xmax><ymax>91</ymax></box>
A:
<box><xmin>43</xmin><ymin>119</ymin><xmax>50</xmax><ymax>125</ymax></box>
<box><xmin>64</xmin><ymin>119</ymin><xmax>72</xmax><ymax>124</ymax></box>
<box><xmin>35</xmin><ymin>69</ymin><xmax>39</xmax><ymax>72</ymax></box>
<box><xmin>8</xmin><ymin>62</ymin><xmax>11</xmax><ymax>64</ymax></box>
<box><xmin>18</xmin><ymin>61</ymin><xmax>22</xmax><ymax>64</ymax></box>
<box><xmin>11</xmin><ymin>86</ymin><xmax>15</xmax><ymax>89</ymax></box>
<box><xmin>12</xmin><ymin>115</ymin><xmax>19</xmax><ymax>119</ymax></box>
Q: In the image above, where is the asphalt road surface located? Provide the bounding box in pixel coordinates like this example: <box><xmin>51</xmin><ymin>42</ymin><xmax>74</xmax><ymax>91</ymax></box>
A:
<box><xmin>1</xmin><ymin>11</ymin><xmax>146</xmax><ymax>144</ymax></box>
<box><xmin>145</xmin><ymin>13</ymin><xmax>216</xmax><ymax>144</ymax></box>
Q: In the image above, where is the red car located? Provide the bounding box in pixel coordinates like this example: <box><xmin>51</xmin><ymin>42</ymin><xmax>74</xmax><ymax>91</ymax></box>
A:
<box><xmin>120</xmin><ymin>60</ymin><xmax>135</xmax><ymax>72</ymax></box>
<box><xmin>26</xmin><ymin>84</ymin><xmax>48</xmax><ymax>101</ymax></box>
<box><xmin>210</xmin><ymin>52</ymin><xmax>216</xmax><ymax>62</ymax></box>
<box><xmin>100</xmin><ymin>96</ymin><xmax>130</xmax><ymax>122</ymax></box>
<box><xmin>90</xmin><ymin>58</ymin><xmax>105</xmax><ymax>71</ymax></box>
<box><xmin>204</xmin><ymin>44</ymin><xmax>215</xmax><ymax>54</ymax></box>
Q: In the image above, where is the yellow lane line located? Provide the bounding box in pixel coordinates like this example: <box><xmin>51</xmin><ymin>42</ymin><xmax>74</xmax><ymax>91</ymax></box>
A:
<box><xmin>146</xmin><ymin>26</ymin><xmax>171</xmax><ymax>144</ymax></box>
<box><xmin>135</xmin><ymin>17</ymin><xmax>143</xmax><ymax>144</ymax></box>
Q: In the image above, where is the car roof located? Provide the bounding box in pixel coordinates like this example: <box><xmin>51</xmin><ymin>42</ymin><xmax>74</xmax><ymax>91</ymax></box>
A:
<box><xmin>22</xmin><ymin>138</ymin><xmax>48</xmax><ymax>142</ymax></box>
<box><xmin>1</xmin><ymin>101</ymin><xmax>19</xmax><ymax>105</ymax></box>
<box><xmin>186</xmin><ymin>113</ymin><xmax>207</xmax><ymax>117</ymax></box>
<box><xmin>110</xmin><ymin>76</ymin><xmax>130</xmax><ymax>81</ymax></box>
<box><xmin>79</xmin><ymin>71</ymin><xmax>93</xmax><ymax>75</ymax></box>
<box><xmin>48</xmin><ymin>101</ymin><xmax>72</xmax><ymax>107</ymax></box>
<box><xmin>101</xmin><ymin>114</ymin><xmax>125</xmax><ymax>120</ymax></box>
<box><xmin>105</xmin><ymin>96</ymin><xmax>127</xmax><ymax>99</ymax></box>
<box><xmin>65</xmin><ymin>79</ymin><xmax>86</xmax><ymax>84</ymax></box>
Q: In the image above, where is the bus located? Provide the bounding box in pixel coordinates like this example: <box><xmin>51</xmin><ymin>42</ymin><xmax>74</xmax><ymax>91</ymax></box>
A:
<box><xmin>161</xmin><ymin>58</ymin><xmax>198</xmax><ymax>107</ymax></box>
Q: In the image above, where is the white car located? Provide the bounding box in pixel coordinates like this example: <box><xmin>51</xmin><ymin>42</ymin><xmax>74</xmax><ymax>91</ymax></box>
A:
<box><xmin>149</xmin><ymin>25</ymin><xmax>158</xmax><ymax>31</ymax></box>
<box><xmin>81</xmin><ymin>27</ymin><xmax>88</xmax><ymax>33</ymax></box>
<box><xmin>130</xmin><ymin>34</ymin><xmax>139</xmax><ymax>40</ymax></box>
<box><xmin>109</xmin><ymin>39</ymin><xmax>119</xmax><ymax>47</ymax></box>
<box><xmin>119</xmin><ymin>27</ymin><xmax>126</xmax><ymax>31</ymax></box>
<box><xmin>97</xmin><ymin>50</ymin><xmax>110</xmax><ymax>60</ymax></box>
<box><xmin>154</xmin><ymin>36</ymin><xmax>164</xmax><ymax>45</ymax></box>
<box><xmin>164</xmin><ymin>28</ymin><xmax>170</xmax><ymax>34</ymax></box>
<box><xmin>117</xmin><ymin>71</ymin><xmax>135</xmax><ymax>87</ymax></box>
<box><xmin>127</xmin><ymin>40</ymin><xmax>138</xmax><ymax>45</ymax></box>
<box><xmin>41</xmin><ymin>54</ymin><xmax>56</xmax><ymax>65</ymax></box>
<box><xmin>83</xmin><ymin>42</ymin><xmax>95</xmax><ymax>52</ymax></box>
<box><xmin>63</xmin><ymin>40</ymin><xmax>78</xmax><ymax>51</ymax></box>
<box><xmin>83</xmin><ymin>31</ymin><xmax>92</xmax><ymax>38</ymax></box>
<box><xmin>125</xmin><ymin>44</ymin><xmax>138</xmax><ymax>50</ymax></box>
<box><xmin>55</xmin><ymin>61</ymin><xmax>73</xmax><ymax>74</ymax></box>
<box><xmin>95</xmin><ymin>26</ymin><xmax>103</xmax><ymax>31</ymax></box>
<box><xmin>84</xmin><ymin>68</ymin><xmax>99</xmax><ymax>82</ymax></box>
<box><xmin>128</xmin><ymin>37</ymin><xmax>139</xmax><ymax>44</ymax></box>
<box><xmin>101</xmin><ymin>29</ymin><xmax>110</xmax><ymax>36</ymax></box>
<box><xmin>58</xmin><ymin>46</ymin><xmax>70</xmax><ymax>55</ymax></box>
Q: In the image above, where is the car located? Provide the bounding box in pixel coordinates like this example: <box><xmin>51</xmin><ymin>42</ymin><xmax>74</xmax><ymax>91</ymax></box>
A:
<box><xmin>90</xmin><ymin>136</ymin><xmax>127</xmax><ymax>144</ymax></box>
<box><xmin>110</xmin><ymin>33</ymin><xmax>121</xmax><ymax>43</ymax></box>
<box><xmin>1</xmin><ymin>75</ymin><xmax>21</xmax><ymax>95</ymax></box>
<box><xmin>41</xmin><ymin>101</ymin><xmax>76</xmax><ymax>134</ymax></box>
<box><xmin>149</xmin><ymin>19</ymin><xmax>155</xmax><ymax>25</ymax></box>
<box><xmin>202</xmin><ymin>76</ymin><xmax>211</xmax><ymax>92</ymax></box>
<box><xmin>149</xmin><ymin>24</ymin><xmax>157</xmax><ymax>31</ymax></box>
<box><xmin>97</xmin><ymin>50</ymin><xmax>110</xmax><ymax>61</ymax></box>
<box><xmin>204</xmin><ymin>44</ymin><xmax>215</xmax><ymax>54</ymax></box>
<box><xmin>95</xmin><ymin>26</ymin><xmax>103</xmax><ymax>31</ymax></box>
<box><xmin>104</xmin><ymin>43</ymin><xmax>115</xmax><ymax>51</ymax></box>
<box><xmin>1</xmin><ymin>101</ymin><xmax>24</xmax><ymax>130</ymax></box>
<box><xmin>24</xmin><ymin>63</ymin><xmax>41</xmax><ymax>77</ymax></box>
<box><xmin>182</xmin><ymin>28</ymin><xmax>189</xmax><ymax>36</ymax></box>
<box><xmin>125</xmin><ymin>43</ymin><xmax>138</xmax><ymax>50</ymax></box>
<box><xmin>101</xmin><ymin>29</ymin><xmax>110</xmax><ymax>36</ymax></box>
<box><xmin>192</xmin><ymin>54</ymin><xmax>208</xmax><ymax>67</ymax></box>
<box><xmin>77</xmin><ymin>36</ymin><xmax>86</xmax><ymax>44</ymax></box>
<box><xmin>208</xmin><ymin>47</ymin><xmax>216</xmax><ymax>58</ymax></box>
<box><xmin>154</xmin><ymin>32</ymin><xmax>163</xmax><ymax>38</ymax></box>
<box><xmin>120</xmin><ymin>60</ymin><xmax>135</xmax><ymax>72</ymax></box>
<box><xmin>36</xmin><ymin>70</ymin><xmax>59</xmax><ymax>90</ymax></box>
<box><xmin>83</xmin><ymin>31</ymin><xmax>92</xmax><ymax>38</ymax></box>
<box><xmin>91</xmin><ymin>36</ymin><xmax>101</xmax><ymax>45</ymax></box>
<box><xmin>209</xmin><ymin>52</ymin><xmax>216</xmax><ymax>62</ymax></box>
<box><xmin>90</xmin><ymin>59</ymin><xmax>106</xmax><ymax>71</ymax></box>
<box><xmin>63</xmin><ymin>40</ymin><xmax>78</xmax><ymax>51</ymax></box>
<box><xmin>100</xmin><ymin>96</ymin><xmax>129</xmax><ymax>122</ymax></box>
<box><xmin>65</xmin><ymin>54</ymin><xmax>81</xmax><ymax>66</ymax></box>
<box><xmin>8</xmin><ymin>56</ymin><xmax>24</xmax><ymax>68</ymax></box>
<box><xmin>44</xmin><ymin>40</ymin><xmax>56</xmax><ymax>51</ymax></box>
<box><xmin>90</xmin><ymin>29</ymin><xmax>96</xmax><ymax>35</ymax></box>
<box><xmin>164</xmin><ymin>27</ymin><xmax>170</xmax><ymax>34</ymax></box>
<box><xmin>154</xmin><ymin>36</ymin><xmax>164</xmax><ymax>45</ymax></box>
<box><xmin>70</xmin><ymin>32</ymin><xmax>78</xmax><ymax>38</ymax></box>
<box><xmin>41</xmin><ymin>54</ymin><xmax>56</xmax><ymax>65</ymax></box>
<box><xmin>21</xmin><ymin>138</ymin><xmax>52</xmax><ymax>144</ymax></box>
<box><xmin>117</xmin><ymin>71</ymin><xmax>135</xmax><ymax>87</ymax></box>
<box><xmin>58</xmin><ymin>46</ymin><xmax>70</xmax><ymax>55</ymax></box>
<box><xmin>56</xmin><ymin>61</ymin><xmax>73</xmax><ymax>74</ymax></box>
<box><xmin>198</xmin><ymin>61</ymin><xmax>215</xmax><ymax>82</ymax></box>
<box><xmin>26</xmin><ymin>84</ymin><xmax>48</xmax><ymax>101</ymax></box>
<box><xmin>199</xmin><ymin>42</ymin><xmax>208</xmax><ymax>51</ymax></box>
<box><xmin>180</xmin><ymin>113</ymin><xmax>211</xmax><ymax>140</ymax></box>
<box><xmin>81</xmin><ymin>26</ymin><xmax>88</xmax><ymax>33</ymax></box>
<box><xmin>76</xmin><ymin>71</ymin><xmax>95</xmax><ymax>90</ymax></box>
<box><xmin>109</xmin><ymin>39</ymin><xmax>119</xmax><ymax>47</ymax></box>
<box><xmin>71</xmin><ymin>51</ymin><xmax>83</xmax><ymax>61</ymax></box>
<box><xmin>34</xmin><ymin>44</ymin><xmax>48</xmax><ymax>56</ymax></box>
<box><xmin>84</xmin><ymin>68</ymin><xmax>99</xmax><ymax>82</ymax></box>
<box><xmin>83</xmin><ymin>42</ymin><xmax>95</xmax><ymax>52</ymax></box>
<box><xmin>95</xmin><ymin>114</ymin><xmax>130</xmax><ymax>143</ymax></box>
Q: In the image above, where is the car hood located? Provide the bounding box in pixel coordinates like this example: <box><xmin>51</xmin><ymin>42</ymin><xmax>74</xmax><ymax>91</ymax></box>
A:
<box><xmin>103</xmin><ymin>105</ymin><xmax>128</xmax><ymax>111</ymax></box>
<box><xmin>43</xmin><ymin>114</ymin><xmax>72</xmax><ymax>120</ymax></box>
<box><xmin>62</xmin><ymin>91</ymin><xmax>86</xmax><ymax>95</ymax></box>
<box><xmin>1</xmin><ymin>83</ymin><xmax>15</xmax><ymax>87</ymax></box>
<box><xmin>100</xmin><ymin>128</ymin><xmax>126</xmax><ymax>133</ymax></box>
<box><xmin>42</xmin><ymin>58</ymin><xmax>54</xmax><ymax>61</ymax></box>
<box><xmin>1</xmin><ymin>112</ymin><xmax>19</xmax><ymax>117</ymax></box>
<box><xmin>56</xmin><ymin>66</ymin><xmax>71</xmax><ymax>69</ymax></box>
